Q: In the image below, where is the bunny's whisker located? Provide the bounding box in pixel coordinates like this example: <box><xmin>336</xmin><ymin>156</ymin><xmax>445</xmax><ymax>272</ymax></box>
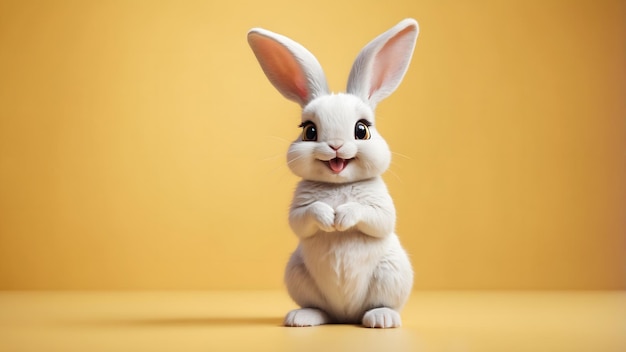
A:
<box><xmin>386</xmin><ymin>167</ymin><xmax>403</xmax><ymax>183</ymax></box>
<box><xmin>258</xmin><ymin>154</ymin><xmax>283</xmax><ymax>162</ymax></box>
<box><xmin>286</xmin><ymin>154</ymin><xmax>307</xmax><ymax>166</ymax></box>
<box><xmin>391</xmin><ymin>151</ymin><xmax>413</xmax><ymax>160</ymax></box>
<box><xmin>264</xmin><ymin>135</ymin><xmax>292</xmax><ymax>144</ymax></box>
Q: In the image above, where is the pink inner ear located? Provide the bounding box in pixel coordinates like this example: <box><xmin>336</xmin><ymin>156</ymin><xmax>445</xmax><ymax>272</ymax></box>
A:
<box><xmin>293</xmin><ymin>77</ymin><xmax>308</xmax><ymax>102</ymax></box>
<box><xmin>368</xmin><ymin>26</ymin><xmax>415</xmax><ymax>98</ymax></box>
<box><xmin>250</xmin><ymin>34</ymin><xmax>310</xmax><ymax>104</ymax></box>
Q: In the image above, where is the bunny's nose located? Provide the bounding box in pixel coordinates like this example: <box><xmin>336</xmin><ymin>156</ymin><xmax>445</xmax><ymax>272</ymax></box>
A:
<box><xmin>328</xmin><ymin>140</ymin><xmax>344</xmax><ymax>151</ymax></box>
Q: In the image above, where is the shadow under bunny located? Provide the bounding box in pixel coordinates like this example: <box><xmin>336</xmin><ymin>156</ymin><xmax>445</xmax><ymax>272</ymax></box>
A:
<box><xmin>63</xmin><ymin>316</ymin><xmax>284</xmax><ymax>328</ymax></box>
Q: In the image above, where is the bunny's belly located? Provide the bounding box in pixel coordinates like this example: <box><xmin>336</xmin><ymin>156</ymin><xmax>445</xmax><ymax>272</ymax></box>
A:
<box><xmin>299</xmin><ymin>230</ymin><xmax>390</xmax><ymax>322</ymax></box>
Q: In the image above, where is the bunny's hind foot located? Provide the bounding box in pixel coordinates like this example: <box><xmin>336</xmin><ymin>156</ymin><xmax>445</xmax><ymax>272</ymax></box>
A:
<box><xmin>362</xmin><ymin>307</ymin><xmax>401</xmax><ymax>328</ymax></box>
<box><xmin>284</xmin><ymin>308</ymin><xmax>332</xmax><ymax>327</ymax></box>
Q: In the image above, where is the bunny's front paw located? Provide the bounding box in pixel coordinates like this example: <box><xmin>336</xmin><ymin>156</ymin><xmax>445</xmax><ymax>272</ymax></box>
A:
<box><xmin>309</xmin><ymin>201</ymin><xmax>336</xmax><ymax>232</ymax></box>
<box><xmin>334</xmin><ymin>202</ymin><xmax>361</xmax><ymax>231</ymax></box>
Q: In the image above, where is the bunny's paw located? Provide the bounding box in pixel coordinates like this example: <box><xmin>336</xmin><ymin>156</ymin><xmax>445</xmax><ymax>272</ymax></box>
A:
<box><xmin>309</xmin><ymin>201</ymin><xmax>336</xmax><ymax>232</ymax></box>
<box><xmin>284</xmin><ymin>308</ymin><xmax>331</xmax><ymax>327</ymax></box>
<box><xmin>334</xmin><ymin>202</ymin><xmax>361</xmax><ymax>231</ymax></box>
<box><xmin>362</xmin><ymin>307</ymin><xmax>401</xmax><ymax>328</ymax></box>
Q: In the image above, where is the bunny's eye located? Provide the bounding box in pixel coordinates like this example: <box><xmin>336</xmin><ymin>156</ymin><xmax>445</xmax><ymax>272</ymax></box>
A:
<box><xmin>354</xmin><ymin>120</ymin><xmax>371</xmax><ymax>140</ymax></box>
<box><xmin>300</xmin><ymin>121</ymin><xmax>317</xmax><ymax>141</ymax></box>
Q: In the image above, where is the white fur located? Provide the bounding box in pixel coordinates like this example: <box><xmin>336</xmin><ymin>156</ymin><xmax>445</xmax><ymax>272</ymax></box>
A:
<box><xmin>362</xmin><ymin>307</ymin><xmax>402</xmax><ymax>328</ymax></box>
<box><xmin>287</xmin><ymin>94</ymin><xmax>391</xmax><ymax>184</ymax></box>
<box><xmin>284</xmin><ymin>308</ymin><xmax>331</xmax><ymax>327</ymax></box>
<box><xmin>248</xmin><ymin>19</ymin><xmax>419</xmax><ymax>328</ymax></box>
<box><xmin>285</xmin><ymin>179</ymin><xmax>413</xmax><ymax>326</ymax></box>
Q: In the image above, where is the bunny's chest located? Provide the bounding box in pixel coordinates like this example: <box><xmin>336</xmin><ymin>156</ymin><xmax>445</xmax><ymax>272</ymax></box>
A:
<box><xmin>312</xmin><ymin>187</ymin><xmax>353</xmax><ymax>208</ymax></box>
<box><xmin>296</xmin><ymin>181</ymin><xmax>375</xmax><ymax>209</ymax></box>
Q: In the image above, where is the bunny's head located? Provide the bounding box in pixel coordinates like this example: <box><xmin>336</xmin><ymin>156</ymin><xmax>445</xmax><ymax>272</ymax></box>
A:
<box><xmin>248</xmin><ymin>19</ymin><xmax>419</xmax><ymax>183</ymax></box>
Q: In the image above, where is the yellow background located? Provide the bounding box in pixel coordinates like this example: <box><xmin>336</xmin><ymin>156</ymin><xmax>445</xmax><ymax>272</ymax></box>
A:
<box><xmin>0</xmin><ymin>0</ymin><xmax>624</xmax><ymax>290</ymax></box>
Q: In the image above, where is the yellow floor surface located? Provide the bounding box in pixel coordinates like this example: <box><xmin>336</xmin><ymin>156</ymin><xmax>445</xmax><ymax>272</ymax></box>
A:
<box><xmin>0</xmin><ymin>290</ymin><xmax>624</xmax><ymax>351</ymax></box>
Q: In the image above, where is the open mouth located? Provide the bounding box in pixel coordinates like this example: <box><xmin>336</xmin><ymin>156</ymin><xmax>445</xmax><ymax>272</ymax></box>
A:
<box><xmin>324</xmin><ymin>157</ymin><xmax>351</xmax><ymax>174</ymax></box>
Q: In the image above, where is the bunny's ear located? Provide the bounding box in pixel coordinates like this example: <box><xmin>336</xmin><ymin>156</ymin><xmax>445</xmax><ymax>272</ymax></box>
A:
<box><xmin>248</xmin><ymin>28</ymin><xmax>330</xmax><ymax>107</ymax></box>
<box><xmin>347</xmin><ymin>19</ymin><xmax>419</xmax><ymax>109</ymax></box>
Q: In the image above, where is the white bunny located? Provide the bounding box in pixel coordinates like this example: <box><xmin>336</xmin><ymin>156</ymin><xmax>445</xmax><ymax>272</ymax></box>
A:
<box><xmin>248</xmin><ymin>19</ymin><xmax>419</xmax><ymax>328</ymax></box>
